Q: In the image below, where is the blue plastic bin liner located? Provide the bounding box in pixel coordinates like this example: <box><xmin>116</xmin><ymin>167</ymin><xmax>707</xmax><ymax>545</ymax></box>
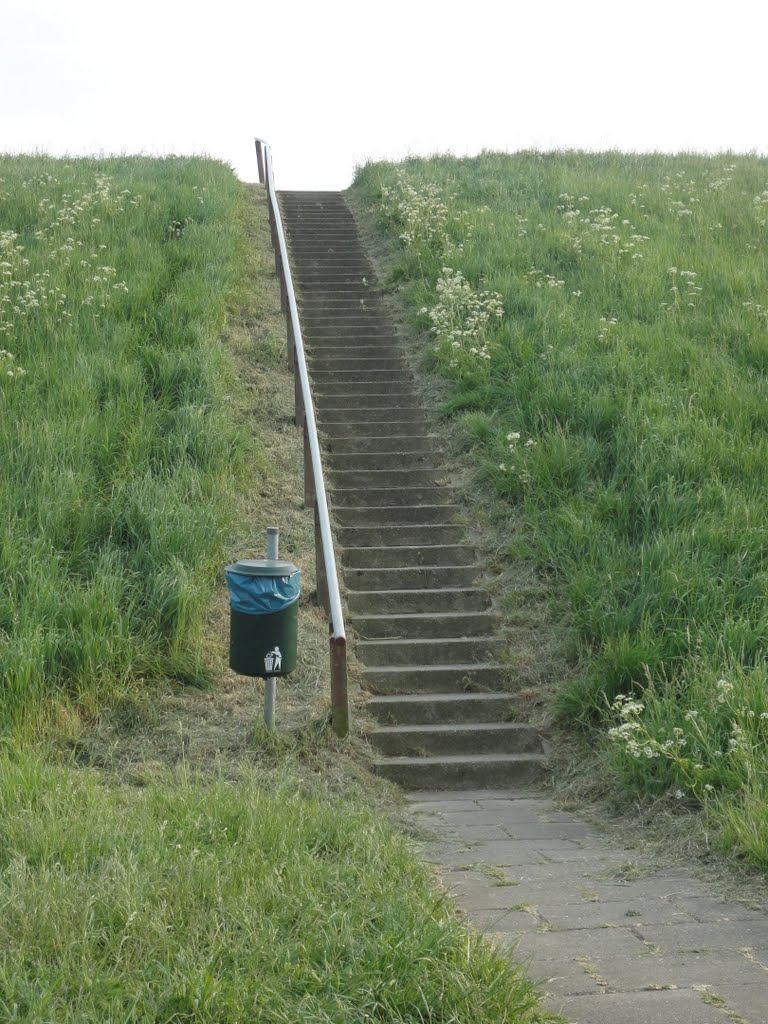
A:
<box><xmin>225</xmin><ymin>569</ymin><xmax>301</xmax><ymax>615</ymax></box>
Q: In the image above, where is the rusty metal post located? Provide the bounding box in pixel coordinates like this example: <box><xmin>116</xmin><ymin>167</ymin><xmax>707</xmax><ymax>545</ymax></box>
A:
<box><xmin>255</xmin><ymin>140</ymin><xmax>265</xmax><ymax>184</ymax></box>
<box><xmin>329</xmin><ymin>632</ymin><xmax>349</xmax><ymax>738</ymax></box>
<box><xmin>304</xmin><ymin>419</ymin><xmax>316</xmax><ymax>509</ymax></box>
<box><xmin>315</xmin><ymin>506</ymin><xmax>330</xmax><ymax>613</ymax></box>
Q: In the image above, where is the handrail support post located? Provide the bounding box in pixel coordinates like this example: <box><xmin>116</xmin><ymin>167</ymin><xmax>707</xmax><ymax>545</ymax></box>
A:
<box><xmin>330</xmin><ymin>631</ymin><xmax>349</xmax><ymax>738</ymax></box>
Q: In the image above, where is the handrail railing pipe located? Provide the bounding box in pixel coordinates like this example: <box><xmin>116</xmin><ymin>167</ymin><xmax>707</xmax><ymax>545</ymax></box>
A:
<box><xmin>255</xmin><ymin>137</ymin><xmax>350</xmax><ymax>738</ymax></box>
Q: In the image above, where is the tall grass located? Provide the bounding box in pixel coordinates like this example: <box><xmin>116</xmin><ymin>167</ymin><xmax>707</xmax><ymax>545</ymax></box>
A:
<box><xmin>0</xmin><ymin>156</ymin><xmax>246</xmax><ymax>735</ymax></box>
<box><xmin>0</xmin><ymin>754</ymin><xmax>545</xmax><ymax>1023</ymax></box>
<box><xmin>352</xmin><ymin>151</ymin><xmax>768</xmax><ymax>865</ymax></box>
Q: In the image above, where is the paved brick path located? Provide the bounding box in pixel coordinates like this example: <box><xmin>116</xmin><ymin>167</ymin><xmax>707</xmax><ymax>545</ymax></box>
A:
<box><xmin>409</xmin><ymin>789</ymin><xmax>768</xmax><ymax>1023</ymax></box>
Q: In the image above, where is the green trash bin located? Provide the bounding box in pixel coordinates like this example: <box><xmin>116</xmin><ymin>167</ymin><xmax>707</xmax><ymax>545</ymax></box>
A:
<box><xmin>225</xmin><ymin>559</ymin><xmax>300</xmax><ymax>678</ymax></box>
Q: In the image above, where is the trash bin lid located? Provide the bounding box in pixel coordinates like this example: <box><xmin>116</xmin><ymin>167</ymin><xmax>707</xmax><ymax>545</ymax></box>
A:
<box><xmin>226</xmin><ymin>558</ymin><xmax>300</xmax><ymax>577</ymax></box>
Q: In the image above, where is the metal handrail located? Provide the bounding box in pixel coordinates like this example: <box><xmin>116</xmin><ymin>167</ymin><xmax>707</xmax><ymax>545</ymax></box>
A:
<box><xmin>255</xmin><ymin>138</ymin><xmax>349</xmax><ymax>738</ymax></box>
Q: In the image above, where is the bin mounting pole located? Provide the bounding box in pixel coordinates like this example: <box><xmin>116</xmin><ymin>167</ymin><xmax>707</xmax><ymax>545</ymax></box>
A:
<box><xmin>264</xmin><ymin>526</ymin><xmax>279</xmax><ymax>730</ymax></box>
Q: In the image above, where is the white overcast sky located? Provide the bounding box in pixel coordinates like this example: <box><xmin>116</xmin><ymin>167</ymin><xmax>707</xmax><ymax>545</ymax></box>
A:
<box><xmin>2</xmin><ymin>0</ymin><xmax>766</xmax><ymax>191</ymax></box>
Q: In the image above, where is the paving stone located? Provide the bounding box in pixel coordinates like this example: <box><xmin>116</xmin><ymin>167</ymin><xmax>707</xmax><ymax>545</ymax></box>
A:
<box><xmin>411</xmin><ymin>789</ymin><xmax>536</xmax><ymax>802</ymax></box>
<box><xmin>465</xmin><ymin>907</ymin><xmax>540</xmax><ymax>934</ymax></box>
<box><xmin>409</xmin><ymin>798</ymin><xmax>481</xmax><ymax>813</ymax></box>
<box><xmin>579</xmin><ymin>878</ymin><xmax>709</xmax><ymax>903</ymax></box>
<box><xmin>532</xmin><ymin>960</ymin><xmax>606</xmax><ymax>998</ymax></box>
<box><xmin>476</xmin><ymin>796</ymin><xmax>565</xmax><ymax>814</ymax></box>
<box><xmin>680</xmin><ymin>895</ymin><xmax>768</xmax><ymax>923</ymax></box>
<box><xmin>428</xmin><ymin>808</ymin><xmax>544</xmax><ymax>827</ymax></box>
<box><xmin>590</xmin><ymin>950</ymin><xmax>768</xmax><ymax>993</ymax></box>
<box><xmin>460</xmin><ymin>839</ymin><xmax>583</xmax><ymax>861</ymax></box>
<box><xmin>426</xmin><ymin>844</ymin><xmax>551</xmax><ymax>868</ymax></box>
<box><xmin>497</xmin><ymin>925</ymin><xmax>648</xmax><ymax>962</ymax></box>
<box><xmin>531</xmin><ymin>898</ymin><xmax>690</xmax><ymax>930</ymax></box>
<box><xmin>408</xmin><ymin>788</ymin><xmax>768</xmax><ymax>1022</ymax></box>
<box><xmin>638</xmin><ymin>920</ymin><xmax>768</xmax><ymax>954</ymax></box>
<box><xmin>707</xmin><ymin>981</ymin><xmax>768</xmax><ymax>1024</ymax></box>
<box><xmin>536</xmin><ymin>846</ymin><xmax>632</xmax><ymax>864</ymax></box>
<box><xmin>442</xmin><ymin>823</ymin><xmax>514</xmax><ymax>842</ymax></box>
<box><xmin>550</xmin><ymin>987</ymin><xmax>732</xmax><ymax>1024</ymax></box>
<box><xmin>453</xmin><ymin>886</ymin><xmax>532</xmax><ymax>912</ymax></box>
<box><xmin>499</xmin><ymin>822</ymin><xmax>601</xmax><ymax>841</ymax></box>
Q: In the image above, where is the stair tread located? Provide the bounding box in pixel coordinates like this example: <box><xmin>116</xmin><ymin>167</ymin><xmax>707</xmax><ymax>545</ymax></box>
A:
<box><xmin>350</xmin><ymin>587</ymin><xmax>484</xmax><ymax>596</ymax></box>
<box><xmin>368</xmin><ymin>692</ymin><xmax>514</xmax><ymax>702</ymax></box>
<box><xmin>371</xmin><ymin>722</ymin><xmax>537</xmax><ymax>734</ymax></box>
<box><xmin>374</xmin><ymin>753</ymin><xmax>547</xmax><ymax>765</ymax></box>
<box><xmin>361</xmin><ymin>660</ymin><xmax>503</xmax><ymax>669</ymax></box>
<box><xmin>352</xmin><ymin>610</ymin><xmax>492</xmax><ymax>621</ymax></box>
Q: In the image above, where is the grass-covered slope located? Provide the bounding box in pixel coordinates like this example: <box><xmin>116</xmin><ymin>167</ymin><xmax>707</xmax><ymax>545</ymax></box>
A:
<box><xmin>352</xmin><ymin>152</ymin><xmax>768</xmax><ymax>864</ymax></box>
<box><xmin>0</xmin><ymin>168</ymin><xmax>549</xmax><ymax>1024</ymax></box>
<box><xmin>0</xmin><ymin>757</ymin><xmax>546</xmax><ymax>1024</ymax></box>
<box><xmin>0</xmin><ymin>156</ymin><xmax>246</xmax><ymax>734</ymax></box>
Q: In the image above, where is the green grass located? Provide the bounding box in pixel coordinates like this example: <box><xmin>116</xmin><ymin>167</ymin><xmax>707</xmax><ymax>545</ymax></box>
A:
<box><xmin>0</xmin><ymin>163</ymin><xmax>549</xmax><ymax>1023</ymax></box>
<box><xmin>0</xmin><ymin>156</ymin><xmax>247</xmax><ymax>735</ymax></box>
<box><xmin>0</xmin><ymin>752</ymin><xmax>545</xmax><ymax>1023</ymax></box>
<box><xmin>352</xmin><ymin>151</ymin><xmax>768</xmax><ymax>865</ymax></box>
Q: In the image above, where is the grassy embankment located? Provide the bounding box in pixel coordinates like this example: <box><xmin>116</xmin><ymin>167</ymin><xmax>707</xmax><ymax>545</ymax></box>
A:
<box><xmin>352</xmin><ymin>152</ymin><xmax>768</xmax><ymax>866</ymax></box>
<box><xmin>0</xmin><ymin>156</ymin><xmax>246</xmax><ymax>736</ymax></box>
<box><xmin>0</xmin><ymin>157</ymin><xmax>547</xmax><ymax>1022</ymax></box>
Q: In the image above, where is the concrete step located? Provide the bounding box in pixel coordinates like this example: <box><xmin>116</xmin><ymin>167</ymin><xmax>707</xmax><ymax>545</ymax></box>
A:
<box><xmin>303</xmin><ymin>325</ymin><xmax>396</xmax><ymax>339</ymax></box>
<box><xmin>343</xmin><ymin>544</ymin><xmax>476</xmax><ymax>569</ymax></box>
<box><xmin>283</xmin><ymin>189</ymin><xmax>547</xmax><ymax>794</ymax></box>
<box><xmin>320</xmin><ymin>418</ymin><xmax>430</xmax><ymax>436</ymax></box>
<box><xmin>361</xmin><ymin>663</ymin><xmax>506</xmax><ymax>694</ymax></box>
<box><xmin>315</xmin><ymin>381</ymin><xmax>414</xmax><ymax>398</ymax></box>
<box><xmin>318</xmin><ymin>401</ymin><xmax>423</xmax><ymax>418</ymax></box>
<box><xmin>296</xmin><ymin>288</ymin><xmax>377</xmax><ymax>300</ymax></box>
<box><xmin>303</xmin><ymin>313</ymin><xmax>390</xmax><ymax>325</ymax></box>
<box><xmin>347</xmin><ymin>588</ymin><xmax>490</xmax><ymax>615</ymax></box>
<box><xmin>325</xmin><ymin>435</ymin><xmax>437</xmax><ymax>455</ymax></box>
<box><xmin>290</xmin><ymin>240</ymin><xmax>362</xmax><ymax>249</ymax></box>
<box><xmin>296</xmin><ymin>286</ymin><xmax>376</xmax><ymax>299</ymax></box>
<box><xmin>296</xmin><ymin>272</ymin><xmax>370</xmax><ymax>283</ymax></box>
<box><xmin>372</xmin><ymin>753</ymin><xmax>547</xmax><ymax>790</ymax></box>
<box><xmin>330</xmin><ymin>468</ymin><xmax>445</xmax><ymax>488</ymax></box>
<box><xmin>343</xmin><ymin>564</ymin><xmax>478</xmax><ymax>589</ymax></box>
<box><xmin>351</xmin><ymin>610</ymin><xmax>497</xmax><ymax>640</ymax></box>
<box><xmin>310</xmin><ymin>341</ymin><xmax>399</xmax><ymax>353</ymax></box>
<box><xmin>294</xmin><ymin>264</ymin><xmax>373</xmax><ymax>275</ymax></box>
<box><xmin>368</xmin><ymin>722</ymin><xmax>544</xmax><ymax>757</ymax></box>
<box><xmin>311</xmin><ymin>367</ymin><xmax>408</xmax><ymax>381</ymax></box>
<box><xmin>331</xmin><ymin>486</ymin><xmax>450</xmax><ymax>507</ymax></box>
<box><xmin>300</xmin><ymin>313</ymin><xmax>390</xmax><ymax>324</ymax></box>
<box><xmin>309</xmin><ymin>357</ymin><xmax>406</xmax><ymax>372</ymax></box>
<box><xmin>319</xmin><ymin>403</ymin><xmax>428</xmax><ymax>419</ymax></box>
<box><xmin>367</xmin><ymin>691</ymin><xmax>521</xmax><ymax>725</ymax></box>
<box><xmin>334</xmin><ymin>504</ymin><xmax>460</xmax><ymax>526</ymax></box>
<box><xmin>290</xmin><ymin>244</ymin><xmax>368</xmax><ymax>253</ymax></box>
<box><xmin>332</xmin><ymin>453</ymin><xmax>438</xmax><ymax>473</ymax></box>
<box><xmin>338</xmin><ymin>524</ymin><xmax>459</xmax><ymax>546</ymax></box>
<box><xmin>356</xmin><ymin>636</ymin><xmax>501</xmax><ymax>667</ymax></box>
<box><xmin>301</xmin><ymin>307</ymin><xmax>385</xmax><ymax>317</ymax></box>
<box><xmin>307</xmin><ymin>339</ymin><xmax>403</xmax><ymax>353</ymax></box>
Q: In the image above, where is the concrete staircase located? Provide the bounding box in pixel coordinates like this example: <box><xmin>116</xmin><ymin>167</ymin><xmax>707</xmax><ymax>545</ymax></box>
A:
<box><xmin>279</xmin><ymin>191</ymin><xmax>547</xmax><ymax>789</ymax></box>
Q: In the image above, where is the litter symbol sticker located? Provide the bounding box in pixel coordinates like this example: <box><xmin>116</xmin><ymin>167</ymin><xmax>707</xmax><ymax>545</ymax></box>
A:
<box><xmin>264</xmin><ymin>647</ymin><xmax>282</xmax><ymax>673</ymax></box>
